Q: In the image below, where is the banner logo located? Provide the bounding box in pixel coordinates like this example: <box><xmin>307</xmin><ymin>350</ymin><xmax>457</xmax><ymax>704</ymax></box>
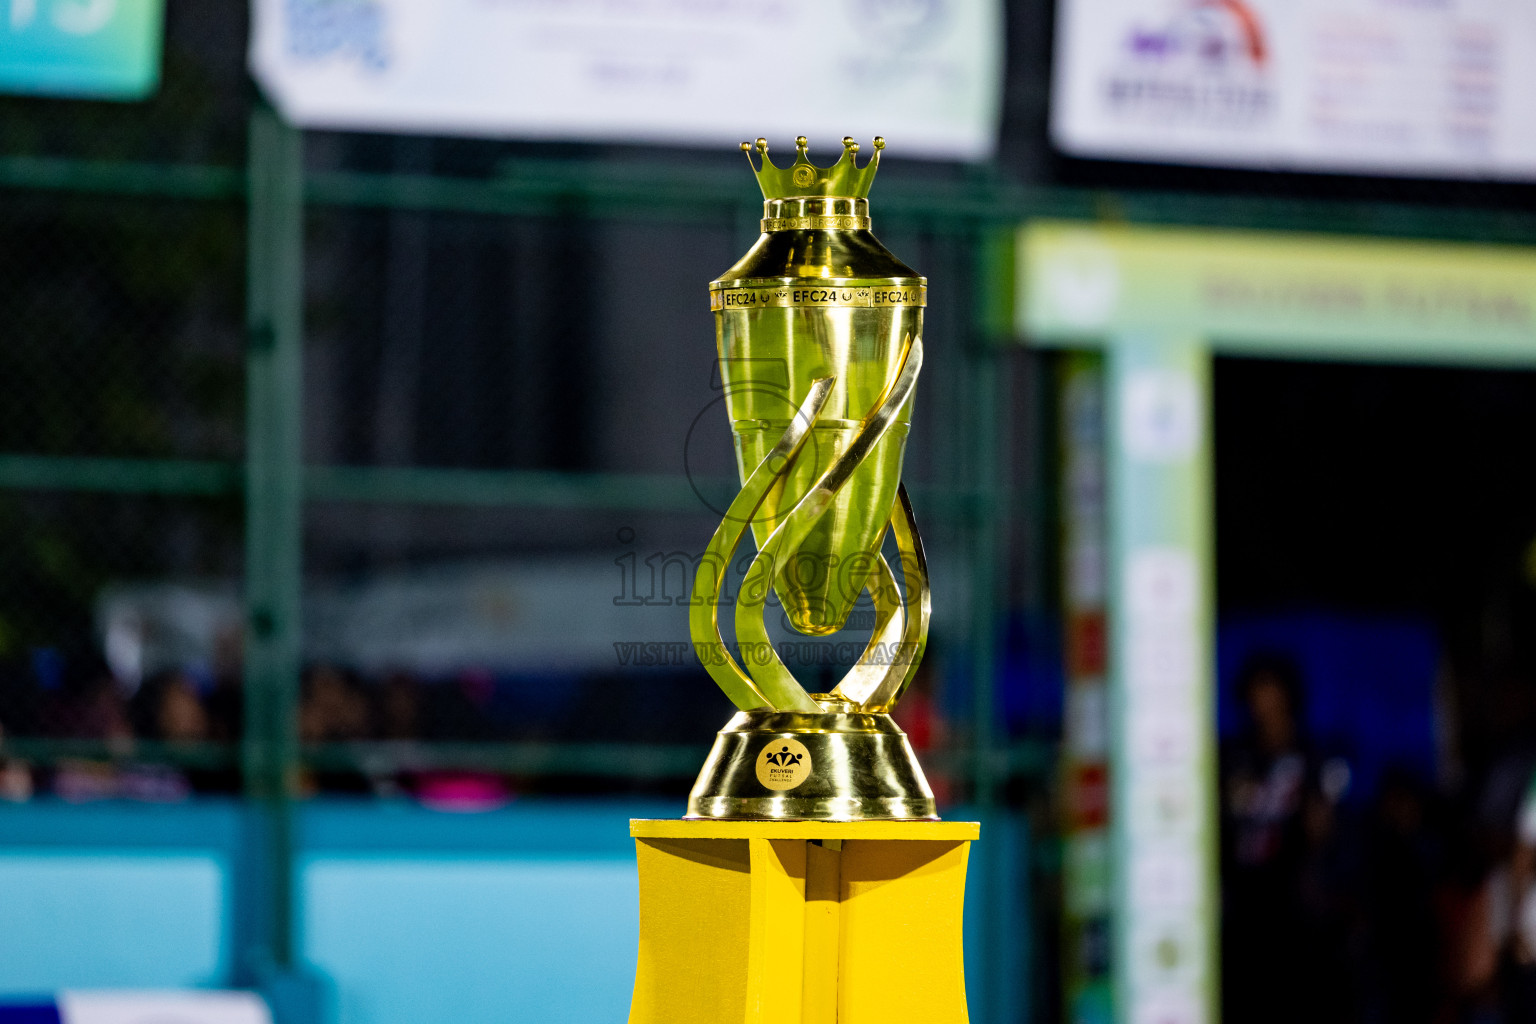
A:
<box><xmin>1105</xmin><ymin>0</ymin><xmax>1273</xmax><ymax>127</ymax></box>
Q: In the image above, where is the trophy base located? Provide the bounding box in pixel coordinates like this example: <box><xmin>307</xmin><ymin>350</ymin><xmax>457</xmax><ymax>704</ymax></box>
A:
<box><xmin>686</xmin><ymin>696</ymin><xmax>938</xmax><ymax>821</ymax></box>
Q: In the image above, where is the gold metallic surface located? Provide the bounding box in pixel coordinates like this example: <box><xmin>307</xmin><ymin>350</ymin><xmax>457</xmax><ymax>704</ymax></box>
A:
<box><xmin>690</xmin><ymin>380</ymin><xmax>835</xmax><ymax>713</ymax></box>
<box><xmin>741</xmin><ymin>135</ymin><xmax>884</xmax><ymax>200</ymax></box>
<box><xmin>687</xmin><ymin>136</ymin><xmax>934</xmax><ymax>820</ymax></box>
<box><xmin>833</xmin><ymin>485</ymin><xmax>930</xmax><ymax>713</ymax></box>
<box><xmin>730</xmin><ymin>341</ymin><xmax>922</xmax><ymax>703</ymax></box>
<box><xmin>686</xmin><ymin>697</ymin><xmax>937</xmax><ymax>821</ymax></box>
<box><xmin>711</xmin><ymin>203</ymin><xmax>924</xmax><ymax>635</ymax></box>
<box><xmin>756</xmin><ymin>195</ymin><xmax>872</xmax><ymax>232</ymax></box>
<box><xmin>760</xmin><ymin>215</ymin><xmax>867</xmax><ymax>232</ymax></box>
<box><xmin>709</xmin><ymin>281</ymin><xmax>924</xmax><ymax>311</ymax></box>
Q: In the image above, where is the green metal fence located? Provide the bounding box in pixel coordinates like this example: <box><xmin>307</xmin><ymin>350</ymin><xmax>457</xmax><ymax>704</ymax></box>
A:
<box><xmin>0</xmin><ymin>99</ymin><xmax>1038</xmax><ymax>1017</ymax></box>
<box><xmin>12</xmin><ymin>49</ymin><xmax>1536</xmax><ymax>1016</ymax></box>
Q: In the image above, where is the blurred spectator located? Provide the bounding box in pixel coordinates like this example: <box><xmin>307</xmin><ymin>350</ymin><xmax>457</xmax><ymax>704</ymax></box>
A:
<box><xmin>1504</xmin><ymin>760</ymin><xmax>1536</xmax><ymax>1022</ymax></box>
<box><xmin>299</xmin><ymin>664</ymin><xmax>373</xmax><ymax>795</ymax></box>
<box><xmin>360</xmin><ymin>670</ymin><xmax>425</xmax><ymax>798</ymax></box>
<box><xmin>48</xmin><ymin>655</ymin><xmax>135</xmax><ymax>801</ymax></box>
<box><xmin>204</xmin><ymin>670</ymin><xmax>243</xmax><ymax>745</ymax></box>
<box><xmin>423</xmin><ymin>668</ymin><xmax>499</xmax><ymax>741</ymax></box>
<box><xmin>300</xmin><ymin>664</ymin><xmax>371</xmax><ymax>744</ymax></box>
<box><xmin>125</xmin><ymin>669</ymin><xmax>236</xmax><ymax>795</ymax></box>
<box><xmin>1363</xmin><ymin>768</ymin><xmax>1441</xmax><ymax>1024</ymax></box>
<box><xmin>1221</xmin><ymin>653</ymin><xmax>1351</xmax><ymax>1024</ymax></box>
<box><xmin>360</xmin><ymin>669</ymin><xmax>513</xmax><ymax>809</ymax></box>
<box><xmin>45</xmin><ymin>653</ymin><xmax>131</xmax><ymax>743</ymax></box>
<box><xmin>1436</xmin><ymin>805</ymin><xmax>1505</xmax><ymax>1024</ymax></box>
<box><xmin>0</xmin><ymin>659</ymin><xmax>43</xmax><ymax>736</ymax></box>
<box><xmin>0</xmin><ymin>717</ymin><xmax>33</xmax><ymax>802</ymax></box>
<box><xmin>378</xmin><ymin>670</ymin><xmax>422</xmax><ymax>741</ymax></box>
<box><xmin>130</xmin><ymin>670</ymin><xmax>209</xmax><ymax>744</ymax></box>
<box><xmin>204</xmin><ymin>623</ymin><xmax>245</xmax><ymax>745</ymax></box>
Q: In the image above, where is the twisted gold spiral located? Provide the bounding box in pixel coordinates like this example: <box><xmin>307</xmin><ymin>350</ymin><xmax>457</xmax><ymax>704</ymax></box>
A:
<box><xmin>689</xmin><ymin>336</ymin><xmax>930</xmax><ymax>715</ymax></box>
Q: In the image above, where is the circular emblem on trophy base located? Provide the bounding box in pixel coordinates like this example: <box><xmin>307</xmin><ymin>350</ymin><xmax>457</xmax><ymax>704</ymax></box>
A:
<box><xmin>755</xmin><ymin>737</ymin><xmax>812</xmax><ymax>790</ymax></box>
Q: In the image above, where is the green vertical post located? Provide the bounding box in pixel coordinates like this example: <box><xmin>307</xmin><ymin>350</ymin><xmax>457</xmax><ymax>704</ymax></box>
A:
<box><xmin>964</xmin><ymin>227</ymin><xmax>1012</xmax><ymax>1023</ymax></box>
<box><xmin>967</xmin><ymin>225</ymin><xmax>1012</xmax><ymax>809</ymax></box>
<box><xmin>1105</xmin><ymin>338</ymin><xmax>1216</xmax><ymax>1024</ymax></box>
<box><xmin>243</xmin><ymin>105</ymin><xmax>305</xmax><ymax>973</ymax></box>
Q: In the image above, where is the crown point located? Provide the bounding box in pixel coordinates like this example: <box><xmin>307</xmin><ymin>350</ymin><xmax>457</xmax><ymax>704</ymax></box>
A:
<box><xmin>873</xmin><ymin>136</ymin><xmax>885</xmax><ymax>151</ymax></box>
<box><xmin>737</xmin><ymin>134</ymin><xmax>882</xmax><ymax>201</ymax></box>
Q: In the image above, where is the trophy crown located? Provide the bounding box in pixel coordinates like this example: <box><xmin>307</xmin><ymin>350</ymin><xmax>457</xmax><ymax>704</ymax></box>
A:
<box><xmin>739</xmin><ymin>135</ymin><xmax>884</xmax><ymax>200</ymax></box>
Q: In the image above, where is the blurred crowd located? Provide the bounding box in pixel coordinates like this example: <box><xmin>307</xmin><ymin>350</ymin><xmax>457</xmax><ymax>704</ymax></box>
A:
<box><xmin>1223</xmin><ymin>655</ymin><xmax>1536</xmax><ymax>1024</ymax></box>
<box><xmin>0</xmin><ymin>652</ymin><xmax>588</xmax><ymax>806</ymax></box>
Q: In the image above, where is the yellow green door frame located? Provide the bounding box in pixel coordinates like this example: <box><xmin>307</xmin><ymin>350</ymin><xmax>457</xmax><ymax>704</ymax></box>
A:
<box><xmin>1019</xmin><ymin>221</ymin><xmax>1536</xmax><ymax>1024</ymax></box>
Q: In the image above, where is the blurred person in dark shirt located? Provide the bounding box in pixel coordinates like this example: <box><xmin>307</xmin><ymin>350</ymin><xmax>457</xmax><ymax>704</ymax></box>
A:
<box><xmin>1222</xmin><ymin>654</ymin><xmax>1353</xmax><ymax>1024</ymax></box>
<box><xmin>1363</xmin><ymin>768</ymin><xmax>1441</xmax><ymax>1024</ymax></box>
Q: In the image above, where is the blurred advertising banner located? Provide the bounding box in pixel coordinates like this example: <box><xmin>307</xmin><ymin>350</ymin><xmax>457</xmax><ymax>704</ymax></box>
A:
<box><xmin>97</xmin><ymin>559</ymin><xmax>683</xmax><ymax>680</ymax></box>
<box><xmin>1019</xmin><ymin>222</ymin><xmax>1536</xmax><ymax>364</ymax></box>
<box><xmin>249</xmin><ymin>0</ymin><xmax>1003</xmax><ymax>160</ymax></box>
<box><xmin>59</xmin><ymin>993</ymin><xmax>269</xmax><ymax>1024</ymax></box>
<box><xmin>1052</xmin><ymin>0</ymin><xmax>1536</xmax><ymax>179</ymax></box>
<box><xmin>0</xmin><ymin>0</ymin><xmax>165</xmax><ymax>99</ymax></box>
<box><xmin>0</xmin><ymin>993</ymin><xmax>271</xmax><ymax>1024</ymax></box>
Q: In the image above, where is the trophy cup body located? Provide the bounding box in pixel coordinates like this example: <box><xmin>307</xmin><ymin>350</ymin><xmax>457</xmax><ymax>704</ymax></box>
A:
<box><xmin>713</xmin><ymin>209</ymin><xmax>922</xmax><ymax>637</ymax></box>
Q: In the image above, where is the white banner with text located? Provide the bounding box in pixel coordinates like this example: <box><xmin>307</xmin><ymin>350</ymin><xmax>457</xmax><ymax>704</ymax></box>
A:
<box><xmin>1052</xmin><ymin>0</ymin><xmax>1536</xmax><ymax>179</ymax></box>
<box><xmin>251</xmin><ymin>0</ymin><xmax>1002</xmax><ymax>160</ymax></box>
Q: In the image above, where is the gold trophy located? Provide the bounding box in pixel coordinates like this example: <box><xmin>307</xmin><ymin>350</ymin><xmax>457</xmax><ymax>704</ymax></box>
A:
<box><xmin>626</xmin><ymin>138</ymin><xmax>974</xmax><ymax>1024</ymax></box>
<box><xmin>688</xmin><ymin>135</ymin><xmax>934</xmax><ymax>821</ymax></box>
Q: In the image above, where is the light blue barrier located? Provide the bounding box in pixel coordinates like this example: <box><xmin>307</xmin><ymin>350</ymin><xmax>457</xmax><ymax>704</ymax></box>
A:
<box><xmin>296</xmin><ymin>800</ymin><xmax>665</xmax><ymax>1024</ymax></box>
<box><xmin>0</xmin><ymin>853</ymin><xmax>225</xmax><ymax>990</ymax></box>
<box><xmin>0</xmin><ymin>801</ymin><xmax>243</xmax><ymax>993</ymax></box>
<box><xmin>0</xmin><ymin>799</ymin><xmax>1031</xmax><ymax>1024</ymax></box>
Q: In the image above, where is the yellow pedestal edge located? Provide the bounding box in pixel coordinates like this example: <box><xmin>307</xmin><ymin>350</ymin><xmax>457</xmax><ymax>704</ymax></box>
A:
<box><xmin>630</xmin><ymin>818</ymin><xmax>980</xmax><ymax>841</ymax></box>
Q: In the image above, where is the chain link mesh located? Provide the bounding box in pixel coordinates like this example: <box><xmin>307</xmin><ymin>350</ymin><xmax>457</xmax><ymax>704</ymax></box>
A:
<box><xmin>0</xmin><ymin>2</ymin><xmax>1002</xmax><ymax>806</ymax></box>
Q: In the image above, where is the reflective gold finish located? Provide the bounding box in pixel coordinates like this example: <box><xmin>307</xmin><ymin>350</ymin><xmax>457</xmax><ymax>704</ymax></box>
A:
<box><xmin>687</xmin><ymin>695</ymin><xmax>937</xmax><ymax>820</ymax></box>
<box><xmin>687</xmin><ymin>136</ymin><xmax>935</xmax><ymax>821</ymax></box>
<box><xmin>740</xmin><ymin>135</ymin><xmax>885</xmax><ymax>200</ymax></box>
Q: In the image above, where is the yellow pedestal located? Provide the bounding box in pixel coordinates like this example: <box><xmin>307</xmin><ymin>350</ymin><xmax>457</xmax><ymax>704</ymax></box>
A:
<box><xmin>628</xmin><ymin>819</ymin><xmax>980</xmax><ymax>1024</ymax></box>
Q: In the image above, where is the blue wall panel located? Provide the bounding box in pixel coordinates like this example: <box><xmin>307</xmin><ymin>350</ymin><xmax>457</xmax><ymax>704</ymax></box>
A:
<box><xmin>0</xmin><ymin>853</ymin><xmax>225</xmax><ymax>992</ymax></box>
<box><xmin>294</xmin><ymin>800</ymin><xmax>658</xmax><ymax>1024</ymax></box>
<box><xmin>0</xmin><ymin>800</ymin><xmax>1029</xmax><ymax>1022</ymax></box>
<box><xmin>301</xmin><ymin>856</ymin><xmax>637</xmax><ymax>1024</ymax></box>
